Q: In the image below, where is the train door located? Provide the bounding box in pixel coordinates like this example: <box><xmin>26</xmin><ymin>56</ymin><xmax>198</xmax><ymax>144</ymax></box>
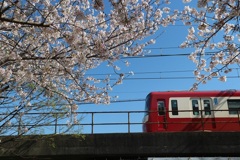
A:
<box><xmin>191</xmin><ymin>98</ymin><xmax>215</xmax><ymax>130</ymax></box>
<box><xmin>157</xmin><ymin>100</ymin><xmax>167</xmax><ymax>131</ymax></box>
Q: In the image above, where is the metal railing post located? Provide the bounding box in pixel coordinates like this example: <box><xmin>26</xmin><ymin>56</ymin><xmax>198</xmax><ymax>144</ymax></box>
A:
<box><xmin>128</xmin><ymin>112</ymin><xmax>130</xmax><ymax>133</ymax></box>
<box><xmin>91</xmin><ymin>112</ymin><xmax>94</xmax><ymax>134</ymax></box>
<box><xmin>55</xmin><ymin>113</ymin><xmax>58</xmax><ymax>134</ymax></box>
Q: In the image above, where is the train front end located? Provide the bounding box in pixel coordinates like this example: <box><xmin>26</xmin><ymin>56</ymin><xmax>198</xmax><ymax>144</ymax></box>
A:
<box><xmin>142</xmin><ymin>94</ymin><xmax>151</xmax><ymax>132</ymax></box>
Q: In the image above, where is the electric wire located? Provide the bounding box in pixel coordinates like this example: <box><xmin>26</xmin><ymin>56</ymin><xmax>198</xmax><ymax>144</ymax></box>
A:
<box><xmin>0</xmin><ymin>99</ymin><xmax>146</xmax><ymax>109</ymax></box>
<box><xmin>120</xmin><ymin>51</ymin><xmax>216</xmax><ymax>59</ymax></box>
<box><xmin>86</xmin><ymin>68</ymin><xmax>240</xmax><ymax>77</ymax></box>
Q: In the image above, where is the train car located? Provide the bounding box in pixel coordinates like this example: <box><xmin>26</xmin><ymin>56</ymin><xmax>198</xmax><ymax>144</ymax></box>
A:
<box><xmin>142</xmin><ymin>90</ymin><xmax>240</xmax><ymax>132</ymax></box>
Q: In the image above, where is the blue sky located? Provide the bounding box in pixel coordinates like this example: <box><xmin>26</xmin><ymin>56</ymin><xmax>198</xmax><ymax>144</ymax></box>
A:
<box><xmin>73</xmin><ymin>1</ymin><xmax>240</xmax><ymax>134</ymax></box>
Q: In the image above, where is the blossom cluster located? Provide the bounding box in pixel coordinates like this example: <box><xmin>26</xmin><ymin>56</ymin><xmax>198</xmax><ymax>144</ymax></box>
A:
<box><xmin>0</xmin><ymin>0</ymin><xmax>174</xmax><ymax>135</ymax></box>
<box><xmin>179</xmin><ymin>0</ymin><xmax>240</xmax><ymax>90</ymax></box>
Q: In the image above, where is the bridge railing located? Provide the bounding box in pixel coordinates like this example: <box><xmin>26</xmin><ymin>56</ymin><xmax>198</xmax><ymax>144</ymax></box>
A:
<box><xmin>0</xmin><ymin>110</ymin><xmax>146</xmax><ymax>135</ymax></box>
<box><xmin>1</xmin><ymin>109</ymin><xmax>240</xmax><ymax>135</ymax></box>
<box><xmin>55</xmin><ymin>110</ymin><xmax>146</xmax><ymax>134</ymax></box>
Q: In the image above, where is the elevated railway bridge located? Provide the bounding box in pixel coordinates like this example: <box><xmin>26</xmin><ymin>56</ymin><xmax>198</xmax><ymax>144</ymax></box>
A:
<box><xmin>0</xmin><ymin>110</ymin><xmax>240</xmax><ymax>159</ymax></box>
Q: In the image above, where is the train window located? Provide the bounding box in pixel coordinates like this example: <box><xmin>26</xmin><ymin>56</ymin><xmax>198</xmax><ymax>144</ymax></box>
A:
<box><xmin>171</xmin><ymin>100</ymin><xmax>178</xmax><ymax>115</ymax></box>
<box><xmin>227</xmin><ymin>100</ymin><xmax>240</xmax><ymax>115</ymax></box>
<box><xmin>192</xmin><ymin>100</ymin><xmax>199</xmax><ymax>115</ymax></box>
<box><xmin>158</xmin><ymin>101</ymin><xmax>165</xmax><ymax>115</ymax></box>
<box><xmin>203</xmin><ymin>100</ymin><xmax>211</xmax><ymax>115</ymax></box>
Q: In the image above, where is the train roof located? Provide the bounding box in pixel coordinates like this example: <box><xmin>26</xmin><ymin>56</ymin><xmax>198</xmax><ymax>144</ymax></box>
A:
<box><xmin>148</xmin><ymin>90</ymin><xmax>240</xmax><ymax>97</ymax></box>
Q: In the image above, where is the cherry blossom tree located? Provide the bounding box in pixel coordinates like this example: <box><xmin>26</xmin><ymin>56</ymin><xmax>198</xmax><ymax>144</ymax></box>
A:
<box><xmin>179</xmin><ymin>0</ymin><xmax>240</xmax><ymax>90</ymax></box>
<box><xmin>0</xmin><ymin>0</ymin><xmax>177</xmax><ymax>135</ymax></box>
<box><xmin>2</xmin><ymin>0</ymin><xmax>238</xmax><ymax>136</ymax></box>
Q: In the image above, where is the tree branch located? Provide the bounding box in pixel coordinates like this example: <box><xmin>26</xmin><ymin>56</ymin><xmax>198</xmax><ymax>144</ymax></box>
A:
<box><xmin>0</xmin><ymin>17</ymin><xmax>50</xmax><ymax>27</ymax></box>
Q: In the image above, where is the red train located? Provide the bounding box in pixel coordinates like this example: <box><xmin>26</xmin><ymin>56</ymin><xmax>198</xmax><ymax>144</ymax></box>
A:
<box><xmin>143</xmin><ymin>90</ymin><xmax>240</xmax><ymax>132</ymax></box>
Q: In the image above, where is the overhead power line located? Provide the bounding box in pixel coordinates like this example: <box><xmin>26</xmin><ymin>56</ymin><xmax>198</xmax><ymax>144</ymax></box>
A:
<box><xmin>121</xmin><ymin>52</ymin><xmax>216</xmax><ymax>59</ymax></box>
<box><xmin>86</xmin><ymin>75</ymin><xmax>240</xmax><ymax>81</ymax></box>
<box><xmin>123</xmin><ymin>75</ymin><xmax>240</xmax><ymax>80</ymax></box>
<box><xmin>86</xmin><ymin>68</ymin><xmax>240</xmax><ymax>77</ymax></box>
<box><xmin>122</xmin><ymin>53</ymin><xmax>191</xmax><ymax>59</ymax></box>
<box><xmin>0</xmin><ymin>99</ymin><xmax>146</xmax><ymax>109</ymax></box>
<box><xmin>85</xmin><ymin>69</ymin><xmax>194</xmax><ymax>76</ymax></box>
<box><xmin>124</xmin><ymin>76</ymin><xmax>195</xmax><ymax>80</ymax></box>
<box><xmin>145</xmin><ymin>47</ymin><xmax>181</xmax><ymax>50</ymax></box>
